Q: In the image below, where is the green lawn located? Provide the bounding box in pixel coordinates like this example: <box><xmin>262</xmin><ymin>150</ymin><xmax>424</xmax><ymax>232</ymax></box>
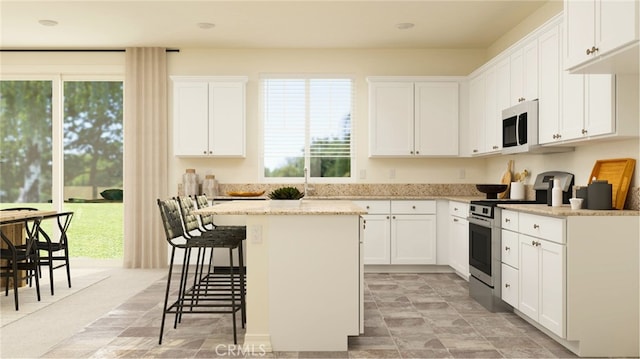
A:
<box><xmin>1</xmin><ymin>203</ymin><xmax>123</xmax><ymax>259</ymax></box>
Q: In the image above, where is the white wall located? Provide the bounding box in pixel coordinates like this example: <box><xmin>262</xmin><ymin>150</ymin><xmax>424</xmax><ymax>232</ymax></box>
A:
<box><xmin>167</xmin><ymin>48</ymin><xmax>489</xmax><ymax>190</ymax></box>
<box><xmin>485</xmin><ymin>138</ymin><xmax>640</xmax><ymax>188</ymax></box>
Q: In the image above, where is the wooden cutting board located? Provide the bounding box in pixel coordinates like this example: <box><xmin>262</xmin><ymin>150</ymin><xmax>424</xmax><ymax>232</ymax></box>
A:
<box><xmin>588</xmin><ymin>158</ymin><xmax>635</xmax><ymax>210</ymax></box>
<box><xmin>499</xmin><ymin>160</ymin><xmax>513</xmax><ymax>199</ymax></box>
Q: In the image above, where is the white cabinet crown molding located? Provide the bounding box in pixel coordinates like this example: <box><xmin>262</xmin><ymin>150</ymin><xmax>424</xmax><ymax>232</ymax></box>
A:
<box><xmin>171</xmin><ymin>75</ymin><xmax>248</xmax><ymax>83</ymax></box>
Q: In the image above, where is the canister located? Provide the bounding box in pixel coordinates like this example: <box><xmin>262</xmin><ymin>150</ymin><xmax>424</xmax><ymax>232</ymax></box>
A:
<box><xmin>587</xmin><ymin>180</ymin><xmax>612</xmax><ymax>210</ymax></box>
<box><xmin>576</xmin><ymin>187</ymin><xmax>588</xmax><ymax>208</ymax></box>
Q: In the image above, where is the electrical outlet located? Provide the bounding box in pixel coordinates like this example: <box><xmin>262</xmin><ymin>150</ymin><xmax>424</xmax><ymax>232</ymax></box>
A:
<box><xmin>389</xmin><ymin>168</ymin><xmax>396</xmax><ymax>179</ymax></box>
<box><xmin>359</xmin><ymin>169</ymin><xmax>367</xmax><ymax>179</ymax></box>
<box><xmin>459</xmin><ymin>168</ymin><xmax>466</xmax><ymax>179</ymax></box>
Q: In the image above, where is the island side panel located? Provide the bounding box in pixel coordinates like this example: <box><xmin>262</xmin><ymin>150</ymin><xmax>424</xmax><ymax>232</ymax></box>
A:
<box><xmin>243</xmin><ymin>215</ymin><xmax>273</xmax><ymax>351</ymax></box>
<box><xmin>566</xmin><ymin>215</ymin><xmax>639</xmax><ymax>357</ymax></box>
<box><xmin>267</xmin><ymin>214</ymin><xmax>361</xmax><ymax>351</ymax></box>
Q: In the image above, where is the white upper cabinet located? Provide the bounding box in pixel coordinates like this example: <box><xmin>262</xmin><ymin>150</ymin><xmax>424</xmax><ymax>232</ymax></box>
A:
<box><xmin>538</xmin><ymin>22</ymin><xmax>562</xmax><ymax>145</ymax></box>
<box><xmin>414</xmin><ymin>82</ymin><xmax>460</xmax><ymax>156</ymax></box>
<box><xmin>468</xmin><ymin>73</ymin><xmax>487</xmax><ymax>155</ymax></box>
<box><xmin>368</xmin><ymin>78</ymin><xmax>459</xmax><ymax>157</ymax></box>
<box><xmin>564</xmin><ymin>0</ymin><xmax>639</xmax><ymax>73</ymax></box>
<box><xmin>172</xmin><ymin>76</ymin><xmax>247</xmax><ymax>157</ymax></box>
<box><xmin>510</xmin><ymin>39</ymin><xmax>539</xmax><ymax>105</ymax></box>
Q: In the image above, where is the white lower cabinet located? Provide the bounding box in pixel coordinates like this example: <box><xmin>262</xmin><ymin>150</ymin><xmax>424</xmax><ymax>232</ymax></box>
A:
<box><xmin>356</xmin><ymin>200</ymin><xmax>436</xmax><ymax>265</ymax></box>
<box><xmin>519</xmin><ymin>234</ymin><xmax>565</xmax><ymax>338</ymax></box>
<box><xmin>448</xmin><ymin>201</ymin><xmax>469</xmax><ymax>278</ymax></box>
<box><xmin>502</xmin><ymin>210</ymin><xmax>566</xmax><ymax>339</ymax></box>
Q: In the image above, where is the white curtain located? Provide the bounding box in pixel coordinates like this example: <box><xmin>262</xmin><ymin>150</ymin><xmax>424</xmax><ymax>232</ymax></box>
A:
<box><xmin>123</xmin><ymin>48</ymin><xmax>168</xmax><ymax>268</ymax></box>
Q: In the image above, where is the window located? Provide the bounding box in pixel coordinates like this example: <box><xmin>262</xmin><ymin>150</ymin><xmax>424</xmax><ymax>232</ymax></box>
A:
<box><xmin>262</xmin><ymin>76</ymin><xmax>354</xmax><ymax>180</ymax></box>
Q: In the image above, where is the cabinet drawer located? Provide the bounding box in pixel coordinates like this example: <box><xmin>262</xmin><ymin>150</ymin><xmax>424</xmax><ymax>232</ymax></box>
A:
<box><xmin>501</xmin><ymin>230</ymin><xmax>519</xmax><ymax>269</ymax></box>
<box><xmin>501</xmin><ymin>263</ymin><xmax>519</xmax><ymax>308</ymax></box>
<box><xmin>501</xmin><ymin>210</ymin><xmax>519</xmax><ymax>231</ymax></box>
<box><xmin>353</xmin><ymin>200</ymin><xmax>390</xmax><ymax>215</ymax></box>
<box><xmin>519</xmin><ymin>213</ymin><xmax>565</xmax><ymax>244</ymax></box>
<box><xmin>391</xmin><ymin>200</ymin><xmax>436</xmax><ymax>214</ymax></box>
<box><xmin>449</xmin><ymin>201</ymin><xmax>470</xmax><ymax>217</ymax></box>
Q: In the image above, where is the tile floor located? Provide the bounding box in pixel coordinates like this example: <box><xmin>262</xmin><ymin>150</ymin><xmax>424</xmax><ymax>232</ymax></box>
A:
<box><xmin>42</xmin><ymin>272</ymin><xmax>580</xmax><ymax>358</ymax></box>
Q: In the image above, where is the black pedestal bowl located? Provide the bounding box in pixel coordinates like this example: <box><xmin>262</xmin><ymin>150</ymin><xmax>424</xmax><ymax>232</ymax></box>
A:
<box><xmin>476</xmin><ymin>184</ymin><xmax>508</xmax><ymax>199</ymax></box>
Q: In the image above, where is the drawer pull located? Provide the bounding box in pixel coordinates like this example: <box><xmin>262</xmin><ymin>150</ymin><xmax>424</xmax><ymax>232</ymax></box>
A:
<box><xmin>505</xmin><ymin>246</ymin><xmax>510</xmax><ymax>251</ymax></box>
<box><xmin>531</xmin><ymin>240</ymin><xmax>536</xmax><ymax>246</ymax></box>
<box><xmin>505</xmin><ymin>218</ymin><xmax>510</xmax><ymax>223</ymax></box>
<box><xmin>412</xmin><ymin>206</ymin><xmax>416</xmax><ymax>209</ymax></box>
<box><xmin>533</xmin><ymin>224</ymin><xmax>540</xmax><ymax>229</ymax></box>
<box><xmin>505</xmin><ymin>283</ymin><xmax>510</xmax><ymax>288</ymax></box>
<box><xmin>453</xmin><ymin>218</ymin><xmax>459</xmax><ymax>222</ymax></box>
<box><xmin>454</xmin><ymin>207</ymin><xmax>458</xmax><ymax>211</ymax></box>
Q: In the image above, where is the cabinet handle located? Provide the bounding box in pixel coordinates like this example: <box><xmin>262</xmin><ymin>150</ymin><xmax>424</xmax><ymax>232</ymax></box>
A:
<box><xmin>581</xmin><ymin>129</ymin><xmax>588</xmax><ymax>135</ymax></box>
<box><xmin>366</xmin><ymin>206</ymin><xmax>370</xmax><ymax>209</ymax></box>
<box><xmin>552</xmin><ymin>134</ymin><xmax>557</xmax><ymax>139</ymax></box>
<box><xmin>492</xmin><ymin>145</ymin><xmax>499</xmax><ymax>150</ymax></box>
<box><xmin>557</xmin><ymin>133</ymin><xmax>562</xmax><ymax>139</ymax></box>
<box><xmin>586</xmin><ymin>46</ymin><xmax>599</xmax><ymax>55</ymax></box>
<box><xmin>531</xmin><ymin>240</ymin><xmax>536</xmax><ymax>246</ymax></box>
<box><xmin>203</xmin><ymin>150</ymin><xmax>207</xmax><ymax>154</ymax></box>
<box><xmin>392</xmin><ymin>216</ymin><xmax>396</xmax><ymax>219</ymax></box>
<box><xmin>386</xmin><ymin>216</ymin><xmax>390</xmax><ymax>219</ymax></box>
<box><xmin>505</xmin><ymin>283</ymin><xmax>510</xmax><ymax>288</ymax></box>
<box><xmin>453</xmin><ymin>218</ymin><xmax>459</xmax><ymax>222</ymax></box>
<box><xmin>505</xmin><ymin>246</ymin><xmax>510</xmax><ymax>251</ymax></box>
<box><xmin>412</xmin><ymin>205</ymin><xmax>416</xmax><ymax>209</ymax></box>
<box><xmin>454</xmin><ymin>207</ymin><xmax>458</xmax><ymax>211</ymax></box>
<box><xmin>473</xmin><ymin>149</ymin><xmax>478</xmax><ymax>153</ymax></box>
<box><xmin>410</xmin><ymin>151</ymin><xmax>414</xmax><ymax>154</ymax></box>
<box><xmin>505</xmin><ymin>218</ymin><xmax>510</xmax><ymax>223</ymax></box>
<box><xmin>533</xmin><ymin>224</ymin><xmax>540</xmax><ymax>229</ymax></box>
<box><xmin>536</xmin><ymin>241</ymin><xmax>542</xmax><ymax>247</ymax></box>
<box><xmin>415</xmin><ymin>151</ymin><xmax>419</xmax><ymax>155</ymax></box>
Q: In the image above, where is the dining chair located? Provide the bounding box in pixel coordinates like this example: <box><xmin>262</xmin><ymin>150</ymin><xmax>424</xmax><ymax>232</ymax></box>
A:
<box><xmin>1</xmin><ymin>208</ymin><xmax>73</xmax><ymax>295</ymax></box>
<box><xmin>0</xmin><ymin>216</ymin><xmax>42</xmax><ymax>310</ymax></box>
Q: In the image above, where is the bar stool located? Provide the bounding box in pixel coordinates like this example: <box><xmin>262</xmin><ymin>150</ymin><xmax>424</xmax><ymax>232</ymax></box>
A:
<box><xmin>156</xmin><ymin>198</ymin><xmax>244</xmax><ymax>345</ymax></box>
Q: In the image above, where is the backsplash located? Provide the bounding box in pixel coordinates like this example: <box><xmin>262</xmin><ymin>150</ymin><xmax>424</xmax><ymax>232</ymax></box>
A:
<box><xmin>177</xmin><ymin>183</ymin><xmax>640</xmax><ymax>210</ymax></box>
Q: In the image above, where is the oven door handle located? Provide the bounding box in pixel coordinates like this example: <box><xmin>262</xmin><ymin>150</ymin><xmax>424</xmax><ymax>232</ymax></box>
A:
<box><xmin>467</xmin><ymin>216</ymin><xmax>492</xmax><ymax>228</ymax></box>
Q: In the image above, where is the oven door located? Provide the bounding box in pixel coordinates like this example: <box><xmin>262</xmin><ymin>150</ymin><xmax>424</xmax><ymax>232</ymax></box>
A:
<box><xmin>468</xmin><ymin>216</ymin><xmax>493</xmax><ymax>287</ymax></box>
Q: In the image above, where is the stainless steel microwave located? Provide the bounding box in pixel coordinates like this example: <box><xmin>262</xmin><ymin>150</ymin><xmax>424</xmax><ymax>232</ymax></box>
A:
<box><xmin>502</xmin><ymin>100</ymin><xmax>538</xmax><ymax>154</ymax></box>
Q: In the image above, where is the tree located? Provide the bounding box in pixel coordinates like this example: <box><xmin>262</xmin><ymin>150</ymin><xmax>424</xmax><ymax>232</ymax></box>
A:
<box><xmin>63</xmin><ymin>81</ymin><xmax>123</xmax><ymax>198</ymax></box>
<box><xmin>0</xmin><ymin>81</ymin><xmax>53</xmax><ymax>203</ymax></box>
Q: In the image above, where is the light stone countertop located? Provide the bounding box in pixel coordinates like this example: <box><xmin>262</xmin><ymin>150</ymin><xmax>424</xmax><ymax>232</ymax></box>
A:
<box><xmin>194</xmin><ymin>199</ymin><xmax>368</xmax><ymax>215</ymax></box>
<box><xmin>499</xmin><ymin>203</ymin><xmax>640</xmax><ymax>217</ymax></box>
<box><xmin>213</xmin><ymin>195</ymin><xmax>484</xmax><ymax>203</ymax></box>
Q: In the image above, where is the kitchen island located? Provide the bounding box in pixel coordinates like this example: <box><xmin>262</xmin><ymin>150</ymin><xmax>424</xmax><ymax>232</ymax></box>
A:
<box><xmin>194</xmin><ymin>200</ymin><xmax>367</xmax><ymax>352</ymax></box>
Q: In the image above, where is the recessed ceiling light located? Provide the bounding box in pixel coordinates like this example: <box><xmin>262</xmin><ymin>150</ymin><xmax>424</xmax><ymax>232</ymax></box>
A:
<box><xmin>396</xmin><ymin>22</ymin><xmax>415</xmax><ymax>30</ymax></box>
<box><xmin>197</xmin><ymin>22</ymin><xmax>215</xmax><ymax>29</ymax></box>
<box><xmin>38</xmin><ymin>19</ymin><xmax>58</xmax><ymax>27</ymax></box>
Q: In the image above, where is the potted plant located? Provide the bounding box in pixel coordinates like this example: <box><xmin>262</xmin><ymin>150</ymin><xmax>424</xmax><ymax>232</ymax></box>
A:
<box><xmin>268</xmin><ymin>186</ymin><xmax>304</xmax><ymax>207</ymax></box>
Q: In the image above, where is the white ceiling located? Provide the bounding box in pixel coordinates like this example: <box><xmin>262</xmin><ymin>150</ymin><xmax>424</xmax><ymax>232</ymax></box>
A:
<box><xmin>0</xmin><ymin>0</ymin><xmax>549</xmax><ymax>50</ymax></box>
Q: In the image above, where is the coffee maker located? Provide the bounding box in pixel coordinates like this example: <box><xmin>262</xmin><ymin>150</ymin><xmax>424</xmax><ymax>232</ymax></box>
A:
<box><xmin>533</xmin><ymin>171</ymin><xmax>574</xmax><ymax>205</ymax></box>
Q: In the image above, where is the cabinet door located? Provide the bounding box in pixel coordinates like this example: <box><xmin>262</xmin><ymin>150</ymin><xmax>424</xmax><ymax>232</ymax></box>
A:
<box><xmin>564</xmin><ymin>0</ymin><xmax>596</xmax><ymax>69</ymax></box>
<box><xmin>484</xmin><ymin>66</ymin><xmax>500</xmax><ymax>152</ymax></box>
<box><xmin>501</xmin><ymin>263</ymin><xmax>519</xmax><ymax>308</ymax></box>
<box><xmin>449</xmin><ymin>215</ymin><xmax>469</xmax><ymax>277</ymax></box>
<box><xmin>561</xmin><ymin>73</ymin><xmax>585</xmax><ymax>140</ymax></box>
<box><xmin>539</xmin><ymin>239</ymin><xmax>566</xmax><ymax>338</ymax></box>
<box><xmin>414</xmin><ymin>82</ymin><xmax>459</xmax><ymax>156</ymax></box>
<box><xmin>208</xmin><ymin>82</ymin><xmax>246</xmax><ymax>157</ymax></box>
<box><xmin>495</xmin><ymin>58</ymin><xmax>511</xmax><ymax>120</ymax></box>
<box><xmin>361</xmin><ymin>214</ymin><xmax>391</xmax><ymax>264</ymax></box>
<box><xmin>469</xmin><ymin>74</ymin><xmax>486</xmax><ymax>155</ymax></box>
<box><xmin>173</xmin><ymin>81</ymin><xmax>210</xmax><ymax>156</ymax></box>
<box><xmin>369</xmin><ymin>82</ymin><xmax>415</xmax><ymax>156</ymax></box>
<box><xmin>510</xmin><ymin>41</ymin><xmax>539</xmax><ymax>104</ymax></box>
<box><xmin>519</xmin><ymin>234</ymin><xmax>540</xmax><ymax>320</ymax></box>
<box><xmin>584</xmin><ymin>74</ymin><xmax>615</xmax><ymax>137</ymax></box>
<box><xmin>538</xmin><ymin>23</ymin><xmax>562</xmax><ymax>145</ymax></box>
<box><xmin>391</xmin><ymin>214</ymin><xmax>436</xmax><ymax>264</ymax></box>
<box><xmin>597</xmin><ymin>0</ymin><xmax>639</xmax><ymax>57</ymax></box>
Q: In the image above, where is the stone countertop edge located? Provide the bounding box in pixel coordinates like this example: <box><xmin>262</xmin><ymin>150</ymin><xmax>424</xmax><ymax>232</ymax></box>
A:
<box><xmin>194</xmin><ymin>199</ymin><xmax>369</xmax><ymax>215</ymax></box>
<box><xmin>499</xmin><ymin>203</ymin><xmax>640</xmax><ymax>217</ymax></box>
<box><xmin>212</xmin><ymin>195</ymin><xmax>484</xmax><ymax>202</ymax></box>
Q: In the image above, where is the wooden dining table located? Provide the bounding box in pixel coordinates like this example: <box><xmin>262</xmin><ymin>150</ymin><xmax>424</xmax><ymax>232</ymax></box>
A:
<box><xmin>0</xmin><ymin>209</ymin><xmax>57</xmax><ymax>287</ymax></box>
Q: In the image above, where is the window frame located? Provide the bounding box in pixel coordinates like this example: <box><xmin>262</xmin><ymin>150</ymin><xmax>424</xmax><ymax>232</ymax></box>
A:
<box><xmin>259</xmin><ymin>73</ymin><xmax>356</xmax><ymax>184</ymax></box>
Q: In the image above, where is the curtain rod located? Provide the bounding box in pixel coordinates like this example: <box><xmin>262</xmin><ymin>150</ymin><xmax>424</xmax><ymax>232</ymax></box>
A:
<box><xmin>0</xmin><ymin>49</ymin><xmax>180</xmax><ymax>53</ymax></box>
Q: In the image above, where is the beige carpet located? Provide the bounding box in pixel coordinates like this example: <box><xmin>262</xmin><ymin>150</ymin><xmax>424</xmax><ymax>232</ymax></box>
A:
<box><xmin>0</xmin><ymin>258</ymin><xmax>167</xmax><ymax>359</ymax></box>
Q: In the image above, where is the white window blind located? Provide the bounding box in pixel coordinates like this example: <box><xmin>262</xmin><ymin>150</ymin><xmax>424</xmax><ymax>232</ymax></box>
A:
<box><xmin>262</xmin><ymin>76</ymin><xmax>354</xmax><ymax>179</ymax></box>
